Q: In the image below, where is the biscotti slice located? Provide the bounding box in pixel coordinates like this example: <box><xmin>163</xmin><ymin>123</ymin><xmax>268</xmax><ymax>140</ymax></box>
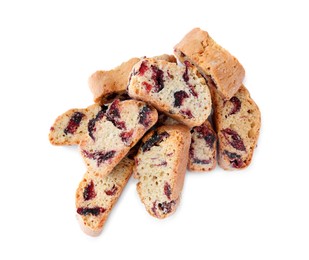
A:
<box><xmin>89</xmin><ymin>55</ymin><xmax>176</xmax><ymax>105</ymax></box>
<box><xmin>174</xmin><ymin>28</ymin><xmax>245</xmax><ymax>100</ymax></box>
<box><xmin>80</xmin><ymin>99</ymin><xmax>158</xmax><ymax>177</ymax></box>
<box><xmin>127</xmin><ymin>58</ymin><xmax>212</xmax><ymax>128</ymax></box>
<box><xmin>76</xmin><ymin>156</ymin><xmax>134</xmax><ymax>236</ymax></box>
<box><xmin>134</xmin><ymin>125</ymin><xmax>191</xmax><ymax>219</ymax></box>
<box><xmin>49</xmin><ymin>104</ymin><xmax>102</xmax><ymax>145</ymax></box>
<box><xmin>188</xmin><ymin>120</ymin><xmax>217</xmax><ymax>172</ymax></box>
<box><xmin>212</xmin><ymin>85</ymin><xmax>261</xmax><ymax>170</ymax></box>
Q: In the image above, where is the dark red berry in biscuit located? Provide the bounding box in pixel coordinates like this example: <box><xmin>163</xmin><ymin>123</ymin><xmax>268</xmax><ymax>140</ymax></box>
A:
<box><xmin>194</xmin><ymin>125</ymin><xmax>216</xmax><ymax>148</ymax></box>
<box><xmin>120</xmin><ymin>130</ymin><xmax>133</xmax><ymax>145</ymax></box>
<box><xmin>82</xmin><ymin>150</ymin><xmax>116</xmax><ymax>167</ymax></box>
<box><xmin>106</xmin><ymin>99</ymin><xmax>126</xmax><ymax>130</ymax></box>
<box><xmin>105</xmin><ymin>184</ymin><xmax>118</xmax><ymax>196</ymax></box>
<box><xmin>83</xmin><ymin>180</ymin><xmax>96</xmax><ymax>201</ymax></box>
<box><xmin>64</xmin><ymin>112</ymin><xmax>85</xmax><ymax>135</ymax></box>
<box><xmin>174</xmin><ymin>90</ymin><xmax>189</xmax><ymax>107</ymax></box>
<box><xmin>88</xmin><ymin>105</ymin><xmax>108</xmax><ymax>140</ymax></box>
<box><xmin>138</xmin><ymin>105</ymin><xmax>152</xmax><ymax>127</ymax></box>
<box><xmin>228</xmin><ymin>96</ymin><xmax>241</xmax><ymax>115</ymax></box>
<box><xmin>164</xmin><ymin>182</ymin><xmax>172</xmax><ymax>200</ymax></box>
<box><xmin>221</xmin><ymin>128</ymin><xmax>246</xmax><ymax>151</ymax></box>
<box><xmin>192</xmin><ymin>158</ymin><xmax>211</xmax><ymax>164</ymax></box>
<box><xmin>224</xmin><ymin>150</ymin><xmax>244</xmax><ymax>168</ymax></box>
<box><xmin>142</xmin><ymin>81</ymin><xmax>153</xmax><ymax>92</ymax></box>
<box><xmin>182</xmin><ymin>61</ymin><xmax>198</xmax><ymax>97</ymax></box>
<box><xmin>151</xmin><ymin>65</ymin><xmax>164</xmax><ymax>92</ymax></box>
<box><xmin>158</xmin><ymin>201</ymin><xmax>176</xmax><ymax>214</ymax></box>
<box><xmin>77</xmin><ymin>207</ymin><xmax>105</xmax><ymax>216</ymax></box>
<box><xmin>141</xmin><ymin>131</ymin><xmax>170</xmax><ymax>152</ymax></box>
<box><xmin>180</xmin><ymin>109</ymin><xmax>193</xmax><ymax>119</ymax></box>
<box><xmin>138</xmin><ymin>60</ymin><xmax>149</xmax><ymax>76</ymax></box>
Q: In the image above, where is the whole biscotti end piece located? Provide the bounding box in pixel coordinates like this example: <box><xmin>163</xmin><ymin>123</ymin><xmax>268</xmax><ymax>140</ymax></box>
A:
<box><xmin>127</xmin><ymin>58</ymin><xmax>212</xmax><ymax>128</ymax></box>
<box><xmin>174</xmin><ymin>27</ymin><xmax>245</xmax><ymax>100</ymax></box>
<box><xmin>76</xmin><ymin>157</ymin><xmax>134</xmax><ymax>236</ymax></box>
<box><xmin>134</xmin><ymin>125</ymin><xmax>191</xmax><ymax>219</ymax></box>
<box><xmin>213</xmin><ymin>85</ymin><xmax>261</xmax><ymax>170</ymax></box>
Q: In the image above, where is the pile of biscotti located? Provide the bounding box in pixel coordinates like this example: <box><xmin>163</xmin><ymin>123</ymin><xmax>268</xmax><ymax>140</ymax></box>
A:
<box><xmin>49</xmin><ymin>28</ymin><xmax>261</xmax><ymax>236</ymax></box>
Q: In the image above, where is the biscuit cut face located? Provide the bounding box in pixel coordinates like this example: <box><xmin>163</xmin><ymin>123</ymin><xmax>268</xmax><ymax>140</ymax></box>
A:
<box><xmin>127</xmin><ymin>58</ymin><xmax>212</xmax><ymax>128</ymax></box>
<box><xmin>79</xmin><ymin>99</ymin><xmax>158</xmax><ymax>177</ymax></box>
<box><xmin>76</xmin><ymin>157</ymin><xmax>134</xmax><ymax>236</ymax></box>
<box><xmin>174</xmin><ymin>27</ymin><xmax>245</xmax><ymax>100</ymax></box>
<box><xmin>134</xmin><ymin>125</ymin><xmax>191</xmax><ymax>219</ymax></box>
<box><xmin>212</xmin><ymin>85</ymin><xmax>261</xmax><ymax>170</ymax></box>
<box><xmin>89</xmin><ymin>55</ymin><xmax>177</xmax><ymax>105</ymax></box>
<box><xmin>188</xmin><ymin>120</ymin><xmax>217</xmax><ymax>172</ymax></box>
<box><xmin>49</xmin><ymin>104</ymin><xmax>102</xmax><ymax>145</ymax></box>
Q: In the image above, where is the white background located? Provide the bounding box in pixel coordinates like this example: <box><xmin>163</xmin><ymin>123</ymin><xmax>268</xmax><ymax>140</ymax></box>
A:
<box><xmin>1</xmin><ymin>0</ymin><xmax>308</xmax><ymax>259</ymax></box>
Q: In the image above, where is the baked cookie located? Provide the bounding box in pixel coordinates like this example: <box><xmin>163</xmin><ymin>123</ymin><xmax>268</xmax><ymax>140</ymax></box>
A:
<box><xmin>89</xmin><ymin>55</ymin><xmax>176</xmax><ymax>105</ymax></box>
<box><xmin>188</xmin><ymin>120</ymin><xmax>217</xmax><ymax>172</ymax></box>
<box><xmin>76</xmin><ymin>157</ymin><xmax>134</xmax><ymax>236</ymax></box>
<box><xmin>49</xmin><ymin>104</ymin><xmax>102</xmax><ymax>145</ymax></box>
<box><xmin>127</xmin><ymin>58</ymin><xmax>212</xmax><ymax>128</ymax></box>
<box><xmin>80</xmin><ymin>99</ymin><xmax>158</xmax><ymax>177</ymax></box>
<box><xmin>212</xmin><ymin>85</ymin><xmax>261</xmax><ymax>170</ymax></box>
<box><xmin>134</xmin><ymin>125</ymin><xmax>191</xmax><ymax>219</ymax></box>
<box><xmin>174</xmin><ymin>27</ymin><xmax>245</xmax><ymax>100</ymax></box>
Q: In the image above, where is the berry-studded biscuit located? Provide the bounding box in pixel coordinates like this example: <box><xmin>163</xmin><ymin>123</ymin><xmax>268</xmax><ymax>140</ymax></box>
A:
<box><xmin>127</xmin><ymin>58</ymin><xmax>211</xmax><ymax>128</ymax></box>
<box><xmin>174</xmin><ymin>27</ymin><xmax>245</xmax><ymax>100</ymax></box>
<box><xmin>134</xmin><ymin>125</ymin><xmax>191</xmax><ymax>219</ymax></box>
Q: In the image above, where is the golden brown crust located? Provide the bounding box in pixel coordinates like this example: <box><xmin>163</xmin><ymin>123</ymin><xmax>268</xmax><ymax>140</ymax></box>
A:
<box><xmin>89</xmin><ymin>58</ymin><xmax>140</xmax><ymax>104</ymax></box>
<box><xmin>174</xmin><ymin>28</ymin><xmax>245</xmax><ymax>100</ymax></box>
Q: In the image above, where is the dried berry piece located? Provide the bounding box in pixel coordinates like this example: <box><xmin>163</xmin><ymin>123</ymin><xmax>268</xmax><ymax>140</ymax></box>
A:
<box><xmin>174</xmin><ymin>91</ymin><xmax>189</xmax><ymax>107</ymax></box>
<box><xmin>83</xmin><ymin>180</ymin><xmax>96</xmax><ymax>201</ymax></box>
<box><xmin>64</xmin><ymin>112</ymin><xmax>85</xmax><ymax>135</ymax></box>
<box><xmin>151</xmin><ymin>201</ymin><xmax>158</xmax><ymax>217</ymax></box>
<box><xmin>141</xmin><ymin>131</ymin><xmax>170</xmax><ymax>152</ymax></box>
<box><xmin>105</xmin><ymin>184</ymin><xmax>118</xmax><ymax>196</ymax></box>
<box><xmin>228</xmin><ymin>96</ymin><xmax>241</xmax><ymax>115</ymax></box>
<box><xmin>142</xmin><ymin>81</ymin><xmax>153</xmax><ymax>92</ymax></box>
<box><xmin>106</xmin><ymin>99</ymin><xmax>126</xmax><ymax>130</ymax></box>
<box><xmin>120</xmin><ymin>129</ymin><xmax>133</xmax><ymax>145</ymax></box>
<box><xmin>138</xmin><ymin>60</ymin><xmax>149</xmax><ymax>76</ymax></box>
<box><xmin>224</xmin><ymin>150</ymin><xmax>244</xmax><ymax>169</ymax></box>
<box><xmin>158</xmin><ymin>201</ymin><xmax>176</xmax><ymax>214</ymax></box>
<box><xmin>138</xmin><ymin>105</ymin><xmax>152</xmax><ymax>127</ymax></box>
<box><xmin>193</xmin><ymin>158</ymin><xmax>211</xmax><ymax>164</ymax></box>
<box><xmin>88</xmin><ymin>105</ymin><xmax>108</xmax><ymax>140</ymax></box>
<box><xmin>77</xmin><ymin>207</ymin><xmax>105</xmax><ymax>216</ymax></box>
<box><xmin>182</xmin><ymin>61</ymin><xmax>198</xmax><ymax>97</ymax></box>
<box><xmin>194</xmin><ymin>125</ymin><xmax>216</xmax><ymax>148</ymax></box>
<box><xmin>164</xmin><ymin>182</ymin><xmax>172</xmax><ymax>200</ymax></box>
<box><xmin>180</xmin><ymin>109</ymin><xmax>193</xmax><ymax>119</ymax></box>
<box><xmin>82</xmin><ymin>150</ymin><xmax>116</xmax><ymax>167</ymax></box>
<box><xmin>221</xmin><ymin>128</ymin><xmax>246</xmax><ymax>151</ymax></box>
<box><xmin>151</xmin><ymin>65</ymin><xmax>164</xmax><ymax>92</ymax></box>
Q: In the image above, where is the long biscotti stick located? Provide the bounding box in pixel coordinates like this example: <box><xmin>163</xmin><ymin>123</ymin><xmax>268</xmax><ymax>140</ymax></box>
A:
<box><xmin>174</xmin><ymin>28</ymin><xmax>245</xmax><ymax>100</ymax></box>
<box><xmin>134</xmin><ymin>125</ymin><xmax>191</xmax><ymax>219</ymax></box>
<box><xmin>212</xmin><ymin>85</ymin><xmax>261</xmax><ymax>170</ymax></box>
